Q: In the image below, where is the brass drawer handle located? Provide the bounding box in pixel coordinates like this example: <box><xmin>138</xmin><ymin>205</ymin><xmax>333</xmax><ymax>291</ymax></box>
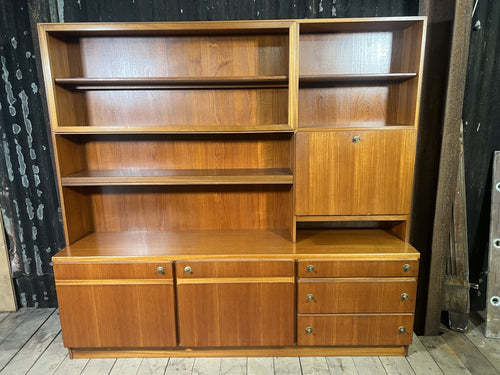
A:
<box><xmin>403</xmin><ymin>264</ymin><xmax>411</xmax><ymax>272</ymax></box>
<box><xmin>401</xmin><ymin>293</ymin><xmax>409</xmax><ymax>301</ymax></box>
<box><xmin>352</xmin><ymin>135</ymin><xmax>361</xmax><ymax>143</ymax></box>
<box><xmin>306</xmin><ymin>264</ymin><xmax>315</xmax><ymax>273</ymax></box>
<box><xmin>306</xmin><ymin>294</ymin><xmax>314</xmax><ymax>302</ymax></box>
<box><xmin>184</xmin><ymin>266</ymin><xmax>192</xmax><ymax>274</ymax></box>
<box><xmin>156</xmin><ymin>266</ymin><xmax>165</xmax><ymax>274</ymax></box>
<box><xmin>398</xmin><ymin>326</ymin><xmax>406</xmax><ymax>334</ymax></box>
<box><xmin>305</xmin><ymin>327</ymin><xmax>313</xmax><ymax>334</ymax></box>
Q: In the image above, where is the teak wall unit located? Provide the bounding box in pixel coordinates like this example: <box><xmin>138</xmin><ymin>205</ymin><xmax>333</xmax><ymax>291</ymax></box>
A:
<box><xmin>38</xmin><ymin>17</ymin><xmax>426</xmax><ymax>358</ymax></box>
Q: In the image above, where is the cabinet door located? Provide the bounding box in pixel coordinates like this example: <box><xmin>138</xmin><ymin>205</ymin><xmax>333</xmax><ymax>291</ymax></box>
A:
<box><xmin>176</xmin><ymin>260</ymin><xmax>295</xmax><ymax>347</ymax></box>
<box><xmin>296</xmin><ymin>129</ymin><xmax>416</xmax><ymax>215</ymax></box>
<box><xmin>55</xmin><ymin>262</ymin><xmax>176</xmax><ymax>348</ymax></box>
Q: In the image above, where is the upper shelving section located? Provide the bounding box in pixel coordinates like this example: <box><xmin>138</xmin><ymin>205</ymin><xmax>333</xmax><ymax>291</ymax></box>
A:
<box><xmin>297</xmin><ymin>17</ymin><xmax>426</xmax><ymax>130</ymax></box>
<box><xmin>38</xmin><ymin>21</ymin><xmax>294</xmax><ymax>133</ymax></box>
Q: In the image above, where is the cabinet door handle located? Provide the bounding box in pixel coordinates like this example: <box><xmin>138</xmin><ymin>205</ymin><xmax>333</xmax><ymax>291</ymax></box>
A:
<box><xmin>306</xmin><ymin>264</ymin><xmax>315</xmax><ymax>273</ymax></box>
<box><xmin>184</xmin><ymin>266</ymin><xmax>192</xmax><ymax>274</ymax></box>
<box><xmin>401</xmin><ymin>293</ymin><xmax>409</xmax><ymax>301</ymax></box>
<box><xmin>398</xmin><ymin>326</ymin><xmax>406</xmax><ymax>334</ymax></box>
<box><xmin>306</xmin><ymin>294</ymin><xmax>314</xmax><ymax>301</ymax></box>
<box><xmin>156</xmin><ymin>266</ymin><xmax>165</xmax><ymax>274</ymax></box>
<box><xmin>352</xmin><ymin>135</ymin><xmax>361</xmax><ymax>143</ymax></box>
<box><xmin>403</xmin><ymin>264</ymin><xmax>411</xmax><ymax>272</ymax></box>
<box><xmin>305</xmin><ymin>327</ymin><xmax>313</xmax><ymax>334</ymax></box>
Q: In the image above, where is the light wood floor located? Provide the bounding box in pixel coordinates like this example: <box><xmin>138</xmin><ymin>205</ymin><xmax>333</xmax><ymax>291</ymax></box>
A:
<box><xmin>0</xmin><ymin>309</ymin><xmax>499</xmax><ymax>374</ymax></box>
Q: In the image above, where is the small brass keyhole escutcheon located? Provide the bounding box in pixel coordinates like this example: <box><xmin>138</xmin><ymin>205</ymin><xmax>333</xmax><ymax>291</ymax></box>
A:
<box><xmin>401</xmin><ymin>293</ymin><xmax>409</xmax><ymax>301</ymax></box>
<box><xmin>306</xmin><ymin>294</ymin><xmax>314</xmax><ymax>301</ymax></box>
<box><xmin>306</xmin><ymin>264</ymin><xmax>315</xmax><ymax>273</ymax></box>
<box><xmin>403</xmin><ymin>264</ymin><xmax>411</xmax><ymax>272</ymax></box>
<box><xmin>398</xmin><ymin>326</ymin><xmax>406</xmax><ymax>334</ymax></box>
<box><xmin>156</xmin><ymin>266</ymin><xmax>165</xmax><ymax>274</ymax></box>
<box><xmin>305</xmin><ymin>327</ymin><xmax>313</xmax><ymax>334</ymax></box>
<box><xmin>184</xmin><ymin>266</ymin><xmax>192</xmax><ymax>274</ymax></box>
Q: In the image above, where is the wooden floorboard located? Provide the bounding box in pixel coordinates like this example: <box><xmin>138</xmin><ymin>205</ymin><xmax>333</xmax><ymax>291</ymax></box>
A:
<box><xmin>3</xmin><ymin>308</ymin><xmax>500</xmax><ymax>375</ymax></box>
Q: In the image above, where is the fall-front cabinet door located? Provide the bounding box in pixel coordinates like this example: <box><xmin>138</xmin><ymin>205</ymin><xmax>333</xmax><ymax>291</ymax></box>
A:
<box><xmin>296</xmin><ymin>129</ymin><xmax>416</xmax><ymax>216</ymax></box>
<box><xmin>176</xmin><ymin>259</ymin><xmax>295</xmax><ymax>347</ymax></box>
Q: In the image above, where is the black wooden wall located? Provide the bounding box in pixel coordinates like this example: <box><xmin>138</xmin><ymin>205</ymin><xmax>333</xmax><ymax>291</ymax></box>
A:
<box><xmin>1</xmin><ymin>0</ymin><xmax>421</xmax><ymax>308</ymax></box>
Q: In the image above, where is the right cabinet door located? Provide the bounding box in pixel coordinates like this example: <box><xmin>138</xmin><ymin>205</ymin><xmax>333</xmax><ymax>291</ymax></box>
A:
<box><xmin>296</xmin><ymin>129</ymin><xmax>416</xmax><ymax>216</ymax></box>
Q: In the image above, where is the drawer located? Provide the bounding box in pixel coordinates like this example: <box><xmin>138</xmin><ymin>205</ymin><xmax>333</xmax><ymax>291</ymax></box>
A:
<box><xmin>175</xmin><ymin>259</ymin><xmax>295</xmax><ymax>278</ymax></box>
<box><xmin>298</xmin><ymin>259</ymin><xmax>419</xmax><ymax>278</ymax></box>
<box><xmin>297</xmin><ymin>313</ymin><xmax>414</xmax><ymax>346</ymax></box>
<box><xmin>53</xmin><ymin>262</ymin><xmax>173</xmax><ymax>280</ymax></box>
<box><xmin>297</xmin><ymin>279</ymin><xmax>417</xmax><ymax>313</ymax></box>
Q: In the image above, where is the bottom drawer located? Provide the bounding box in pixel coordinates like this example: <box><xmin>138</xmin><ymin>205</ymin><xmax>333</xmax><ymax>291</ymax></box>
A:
<box><xmin>297</xmin><ymin>314</ymin><xmax>414</xmax><ymax>346</ymax></box>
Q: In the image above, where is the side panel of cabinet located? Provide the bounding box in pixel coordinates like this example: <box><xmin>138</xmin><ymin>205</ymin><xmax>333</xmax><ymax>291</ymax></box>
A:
<box><xmin>177</xmin><ymin>281</ymin><xmax>295</xmax><ymax>347</ymax></box>
<box><xmin>57</xmin><ymin>283</ymin><xmax>177</xmax><ymax>348</ymax></box>
<box><xmin>295</xmin><ymin>130</ymin><xmax>416</xmax><ymax>216</ymax></box>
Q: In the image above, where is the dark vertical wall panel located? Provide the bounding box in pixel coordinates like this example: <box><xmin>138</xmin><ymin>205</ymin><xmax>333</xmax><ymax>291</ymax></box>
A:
<box><xmin>463</xmin><ymin>0</ymin><xmax>500</xmax><ymax>310</ymax></box>
<box><xmin>1</xmin><ymin>0</ymin><xmax>418</xmax><ymax>308</ymax></box>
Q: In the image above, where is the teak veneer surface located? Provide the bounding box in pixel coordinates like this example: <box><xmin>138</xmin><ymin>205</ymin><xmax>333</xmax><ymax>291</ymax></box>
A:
<box><xmin>52</xmin><ymin>229</ymin><xmax>419</xmax><ymax>262</ymax></box>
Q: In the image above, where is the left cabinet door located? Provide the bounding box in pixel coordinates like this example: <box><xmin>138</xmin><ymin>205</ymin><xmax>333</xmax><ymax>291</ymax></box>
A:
<box><xmin>54</xmin><ymin>262</ymin><xmax>177</xmax><ymax>348</ymax></box>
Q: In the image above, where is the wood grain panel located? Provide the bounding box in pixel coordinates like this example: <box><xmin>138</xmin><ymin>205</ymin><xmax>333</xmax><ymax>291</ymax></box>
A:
<box><xmin>54</xmin><ymin>262</ymin><xmax>173</xmax><ymax>280</ymax></box>
<box><xmin>61</xmin><ymin>187</ymin><xmax>94</xmax><ymax>244</ymax></box>
<box><xmin>56</xmin><ymin>88</ymin><xmax>288</xmax><ymax>127</ymax></box>
<box><xmin>57</xmin><ymin>284</ymin><xmax>176</xmax><ymax>348</ymax></box>
<box><xmin>56</xmin><ymin>134</ymin><xmax>292</xmax><ymax>172</ymax></box>
<box><xmin>76</xmin><ymin>34</ymin><xmax>288</xmax><ymax>77</ymax></box>
<box><xmin>297</xmin><ymin>279</ymin><xmax>417</xmax><ymax>313</ymax></box>
<box><xmin>295</xmin><ymin>129</ymin><xmax>416</xmax><ymax>215</ymax></box>
<box><xmin>68</xmin><ymin>186</ymin><xmax>292</xmax><ymax>232</ymax></box>
<box><xmin>175</xmin><ymin>259</ymin><xmax>294</xmax><ymax>278</ymax></box>
<box><xmin>297</xmin><ymin>314</ymin><xmax>414</xmax><ymax>346</ymax></box>
<box><xmin>177</xmin><ymin>281</ymin><xmax>294</xmax><ymax>347</ymax></box>
<box><xmin>297</xmin><ymin>259</ymin><xmax>419</xmax><ymax>278</ymax></box>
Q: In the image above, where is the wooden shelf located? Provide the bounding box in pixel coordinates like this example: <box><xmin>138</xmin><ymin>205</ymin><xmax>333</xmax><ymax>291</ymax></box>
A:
<box><xmin>298</xmin><ymin>124</ymin><xmax>415</xmax><ymax>131</ymax></box>
<box><xmin>55</xmin><ymin>76</ymin><xmax>289</xmax><ymax>90</ymax></box>
<box><xmin>53</xmin><ymin>229</ymin><xmax>419</xmax><ymax>262</ymax></box>
<box><xmin>54</xmin><ymin>124</ymin><xmax>294</xmax><ymax>134</ymax></box>
<box><xmin>299</xmin><ymin>73</ymin><xmax>417</xmax><ymax>84</ymax></box>
<box><xmin>61</xmin><ymin>169</ymin><xmax>293</xmax><ymax>186</ymax></box>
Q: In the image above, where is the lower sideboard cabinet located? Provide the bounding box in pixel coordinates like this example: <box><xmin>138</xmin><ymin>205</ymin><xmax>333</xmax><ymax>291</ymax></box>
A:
<box><xmin>175</xmin><ymin>259</ymin><xmax>296</xmax><ymax>347</ymax></box>
<box><xmin>53</xmin><ymin>262</ymin><xmax>177</xmax><ymax>348</ymax></box>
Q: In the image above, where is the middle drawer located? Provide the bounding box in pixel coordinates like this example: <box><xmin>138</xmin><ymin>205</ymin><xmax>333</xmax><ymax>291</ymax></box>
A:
<box><xmin>298</xmin><ymin>278</ymin><xmax>417</xmax><ymax>313</ymax></box>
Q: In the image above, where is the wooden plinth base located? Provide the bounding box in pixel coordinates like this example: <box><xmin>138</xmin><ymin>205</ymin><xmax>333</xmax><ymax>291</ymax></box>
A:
<box><xmin>69</xmin><ymin>345</ymin><xmax>408</xmax><ymax>358</ymax></box>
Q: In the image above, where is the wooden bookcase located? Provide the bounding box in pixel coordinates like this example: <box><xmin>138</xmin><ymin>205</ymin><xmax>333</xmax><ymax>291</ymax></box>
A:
<box><xmin>38</xmin><ymin>17</ymin><xmax>426</xmax><ymax>357</ymax></box>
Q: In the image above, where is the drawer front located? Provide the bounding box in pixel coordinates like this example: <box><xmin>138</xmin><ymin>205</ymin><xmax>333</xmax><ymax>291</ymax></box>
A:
<box><xmin>175</xmin><ymin>259</ymin><xmax>295</xmax><ymax>278</ymax></box>
<box><xmin>298</xmin><ymin>259</ymin><xmax>419</xmax><ymax>278</ymax></box>
<box><xmin>54</xmin><ymin>262</ymin><xmax>173</xmax><ymax>280</ymax></box>
<box><xmin>298</xmin><ymin>279</ymin><xmax>417</xmax><ymax>313</ymax></box>
<box><xmin>297</xmin><ymin>314</ymin><xmax>414</xmax><ymax>346</ymax></box>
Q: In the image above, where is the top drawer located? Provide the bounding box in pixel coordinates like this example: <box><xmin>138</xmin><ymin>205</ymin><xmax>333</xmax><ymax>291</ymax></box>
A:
<box><xmin>297</xmin><ymin>259</ymin><xmax>419</xmax><ymax>278</ymax></box>
<box><xmin>176</xmin><ymin>259</ymin><xmax>295</xmax><ymax>278</ymax></box>
<box><xmin>53</xmin><ymin>262</ymin><xmax>173</xmax><ymax>280</ymax></box>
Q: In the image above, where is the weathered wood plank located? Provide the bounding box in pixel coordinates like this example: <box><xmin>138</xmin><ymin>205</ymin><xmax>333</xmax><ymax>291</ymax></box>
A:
<box><xmin>0</xmin><ymin>309</ymin><xmax>60</xmax><ymax>375</ymax></box>
<box><xmin>273</xmin><ymin>357</ymin><xmax>302</xmax><ymax>375</ymax></box>
<box><xmin>300</xmin><ymin>357</ymin><xmax>330</xmax><ymax>375</ymax></box>
<box><xmin>81</xmin><ymin>358</ymin><xmax>116</xmax><ymax>375</ymax></box>
<box><xmin>220</xmin><ymin>357</ymin><xmax>246</xmax><ymax>375</ymax></box>
<box><xmin>325</xmin><ymin>357</ymin><xmax>357</xmax><ymax>374</ymax></box>
<box><xmin>380</xmin><ymin>356</ymin><xmax>416</xmax><ymax>375</ymax></box>
<box><xmin>419</xmin><ymin>335</ymin><xmax>472</xmax><ymax>374</ymax></box>
<box><xmin>0</xmin><ymin>308</ymin><xmax>34</xmax><ymax>344</ymax></box>
<box><xmin>136</xmin><ymin>358</ymin><xmax>170</xmax><ymax>375</ymax></box>
<box><xmin>109</xmin><ymin>358</ymin><xmax>143</xmax><ymax>375</ymax></box>
<box><xmin>407</xmin><ymin>334</ymin><xmax>444</xmax><ymax>375</ymax></box>
<box><xmin>352</xmin><ymin>357</ymin><xmax>387</xmax><ymax>375</ymax></box>
<box><xmin>52</xmin><ymin>355</ymin><xmax>89</xmax><ymax>375</ymax></box>
<box><xmin>165</xmin><ymin>358</ymin><xmax>195</xmax><ymax>375</ymax></box>
<box><xmin>465</xmin><ymin>313</ymin><xmax>500</xmax><ymax>372</ymax></box>
<box><xmin>247</xmin><ymin>357</ymin><xmax>273</xmax><ymax>375</ymax></box>
<box><xmin>0</xmin><ymin>308</ymin><xmax>54</xmax><ymax>370</ymax></box>
<box><xmin>26</xmin><ymin>332</ymin><xmax>66</xmax><ymax>375</ymax></box>
<box><xmin>192</xmin><ymin>357</ymin><xmax>221</xmax><ymax>375</ymax></box>
<box><xmin>486</xmin><ymin>152</ymin><xmax>500</xmax><ymax>338</ymax></box>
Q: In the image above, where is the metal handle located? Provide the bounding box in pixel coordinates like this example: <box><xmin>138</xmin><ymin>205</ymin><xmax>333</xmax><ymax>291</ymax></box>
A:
<box><xmin>156</xmin><ymin>266</ymin><xmax>165</xmax><ymax>274</ymax></box>
<box><xmin>306</xmin><ymin>294</ymin><xmax>314</xmax><ymax>302</ymax></box>
<box><xmin>306</xmin><ymin>264</ymin><xmax>315</xmax><ymax>273</ymax></box>
<box><xmin>401</xmin><ymin>293</ymin><xmax>409</xmax><ymax>301</ymax></box>
<box><xmin>305</xmin><ymin>327</ymin><xmax>313</xmax><ymax>334</ymax></box>
<box><xmin>184</xmin><ymin>266</ymin><xmax>192</xmax><ymax>274</ymax></box>
<box><xmin>352</xmin><ymin>135</ymin><xmax>361</xmax><ymax>143</ymax></box>
<box><xmin>398</xmin><ymin>326</ymin><xmax>406</xmax><ymax>334</ymax></box>
<box><xmin>403</xmin><ymin>264</ymin><xmax>411</xmax><ymax>272</ymax></box>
